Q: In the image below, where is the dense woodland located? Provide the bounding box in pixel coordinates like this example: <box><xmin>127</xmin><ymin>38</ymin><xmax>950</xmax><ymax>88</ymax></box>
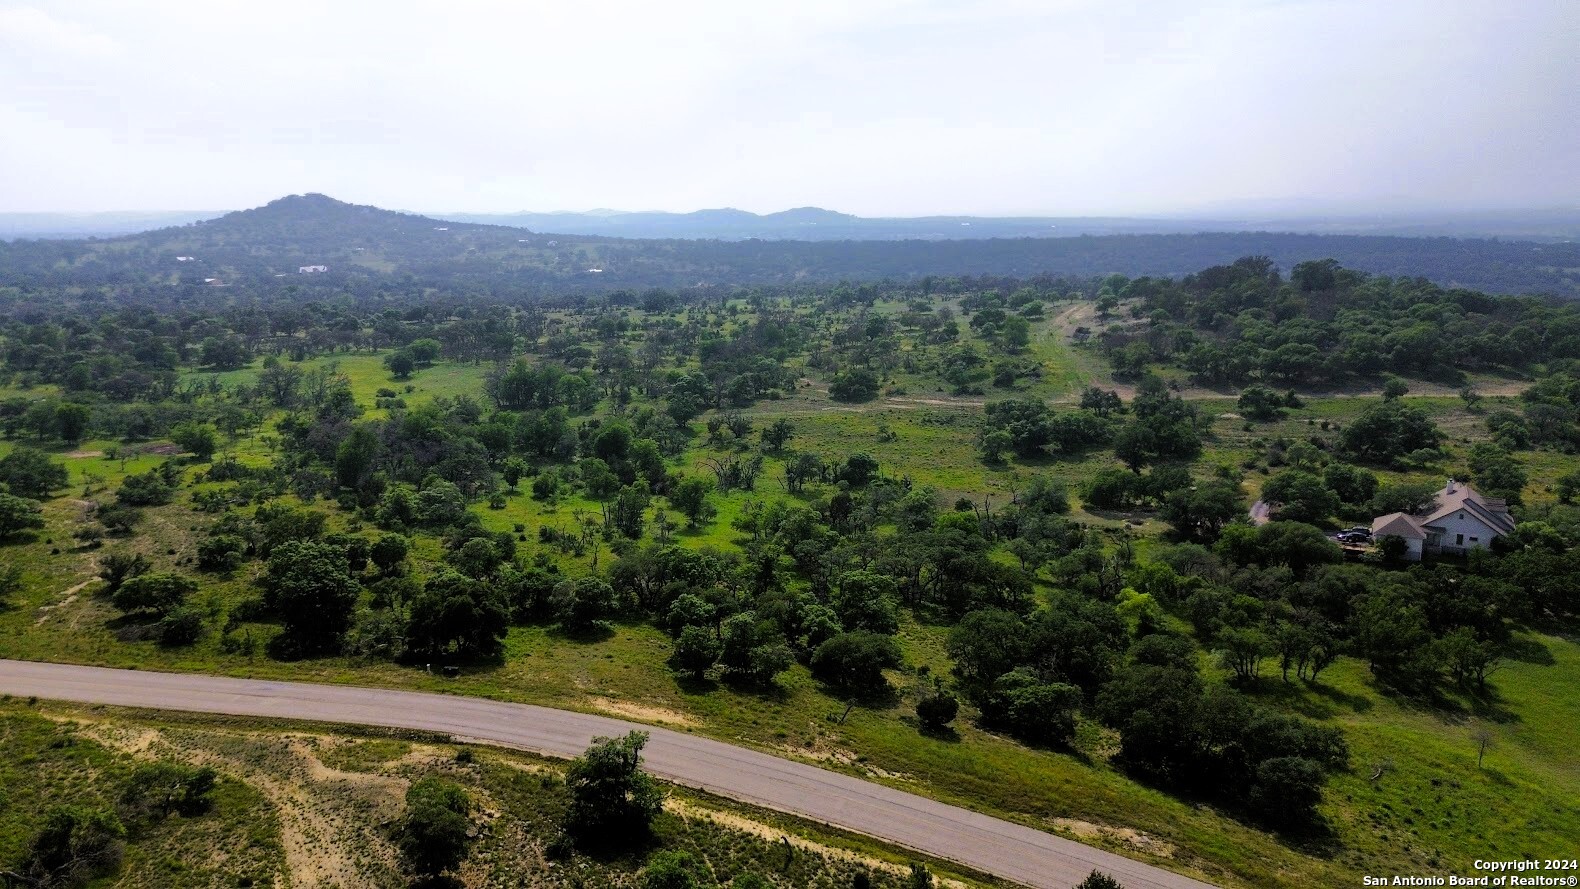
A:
<box><xmin>3</xmin><ymin>207</ymin><xmax>1580</xmax><ymax>889</ymax></box>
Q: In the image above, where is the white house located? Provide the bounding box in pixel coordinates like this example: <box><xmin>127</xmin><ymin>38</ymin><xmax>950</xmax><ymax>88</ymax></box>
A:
<box><xmin>1370</xmin><ymin>480</ymin><xmax>1516</xmax><ymax>561</ymax></box>
<box><xmin>298</xmin><ymin>265</ymin><xmax>328</xmax><ymax>274</ymax></box>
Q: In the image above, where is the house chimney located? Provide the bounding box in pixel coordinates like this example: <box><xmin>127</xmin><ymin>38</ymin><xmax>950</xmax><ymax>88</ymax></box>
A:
<box><xmin>1445</xmin><ymin>478</ymin><xmax>1456</xmax><ymax>494</ymax></box>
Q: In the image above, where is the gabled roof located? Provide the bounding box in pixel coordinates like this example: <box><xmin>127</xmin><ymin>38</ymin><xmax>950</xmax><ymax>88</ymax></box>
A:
<box><xmin>1372</xmin><ymin>512</ymin><xmax>1428</xmax><ymax>539</ymax></box>
<box><xmin>1422</xmin><ymin>481</ymin><xmax>1517</xmax><ymax>535</ymax></box>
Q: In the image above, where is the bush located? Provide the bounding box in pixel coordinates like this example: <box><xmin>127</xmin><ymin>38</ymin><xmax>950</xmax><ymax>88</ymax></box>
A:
<box><xmin>829</xmin><ymin>368</ymin><xmax>881</xmax><ymax>402</ymax></box>
<box><xmin>342</xmin><ymin>608</ymin><xmax>408</xmax><ymax>660</ymax></box>
<box><xmin>642</xmin><ymin>850</ymin><xmax>705</xmax><ymax>889</ymax></box>
<box><xmin>170</xmin><ymin>422</ymin><xmax>218</xmax><ymax>461</ymax></box>
<box><xmin>196</xmin><ymin>534</ymin><xmax>248</xmax><ymax>572</ymax></box>
<box><xmin>0</xmin><ymin>491</ymin><xmax>45</xmax><ymax>537</ymax></box>
<box><xmin>983</xmin><ymin>669</ymin><xmax>1081</xmax><ymax>745</ymax></box>
<box><xmin>915</xmin><ymin>690</ymin><xmax>959</xmax><ymax>730</ymax></box>
<box><xmin>551</xmin><ymin>576</ymin><xmax>622</xmax><ymax>634</ymax></box>
<box><xmin>97</xmin><ymin>551</ymin><xmax>150</xmax><ymax>592</ymax></box>
<box><xmin>111</xmin><ymin>571</ymin><xmax>195</xmax><ymax>616</ymax></box>
<box><xmin>121</xmin><ymin>762</ymin><xmax>217</xmax><ymax>819</ymax></box>
<box><xmin>0</xmin><ymin>447</ymin><xmax>68</xmax><ymax>498</ymax></box>
<box><xmin>158</xmin><ymin>605</ymin><xmax>206</xmax><ymax>646</ymax></box>
<box><xmin>397</xmin><ymin>777</ymin><xmax>472</xmax><ymax>876</ymax></box>
<box><xmin>116</xmin><ymin>469</ymin><xmax>175</xmax><ymax>506</ymax></box>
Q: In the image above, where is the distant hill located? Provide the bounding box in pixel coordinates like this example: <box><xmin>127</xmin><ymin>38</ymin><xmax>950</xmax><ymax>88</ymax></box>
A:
<box><xmin>1</xmin><ymin>193</ymin><xmax>1576</xmax><ymax>297</ymax></box>
<box><xmin>438</xmin><ymin>206</ymin><xmax>1580</xmax><ymax>243</ymax></box>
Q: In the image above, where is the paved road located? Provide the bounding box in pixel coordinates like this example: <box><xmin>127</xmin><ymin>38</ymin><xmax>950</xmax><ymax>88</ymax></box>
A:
<box><xmin>0</xmin><ymin>659</ymin><xmax>1219</xmax><ymax>889</ymax></box>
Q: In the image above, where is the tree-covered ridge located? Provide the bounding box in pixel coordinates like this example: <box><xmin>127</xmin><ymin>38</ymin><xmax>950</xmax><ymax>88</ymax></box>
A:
<box><xmin>2</xmin><ymin>194</ymin><xmax>1578</xmax><ymax>296</ymax></box>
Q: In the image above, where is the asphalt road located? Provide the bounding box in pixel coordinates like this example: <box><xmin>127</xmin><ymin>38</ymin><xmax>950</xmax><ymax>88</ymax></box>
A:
<box><xmin>0</xmin><ymin>659</ymin><xmax>1220</xmax><ymax>889</ymax></box>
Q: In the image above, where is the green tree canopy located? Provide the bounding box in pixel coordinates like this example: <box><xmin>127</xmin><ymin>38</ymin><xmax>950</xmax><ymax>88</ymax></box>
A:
<box><xmin>563</xmin><ymin>731</ymin><xmax>664</xmax><ymax>845</ymax></box>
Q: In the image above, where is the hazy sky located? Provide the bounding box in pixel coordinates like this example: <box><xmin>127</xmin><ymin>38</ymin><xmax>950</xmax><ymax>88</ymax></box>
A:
<box><xmin>1</xmin><ymin>0</ymin><xmax>1576</xmax><ymax>215</ymax></box>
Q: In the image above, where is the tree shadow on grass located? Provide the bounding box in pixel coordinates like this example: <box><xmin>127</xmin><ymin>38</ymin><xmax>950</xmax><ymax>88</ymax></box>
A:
<box><xmin>1303</xmin><ymin>680</ymin><xmax>1374</xmax><ymax>715</ymax></box>
<box><xmin>968</xmin><ymin>716</ymin><xmax>1093</xmax><ymax>763</ymax></box>
<box><xmin>672</xmin><ymin>673</ymin><xmax>719</xmax><ymax>696</ymax></box>
<box><xmin>1463</xmin><ymin>684</ymin><xmax>1521</xmax><ymax>725</ymax></box>
<box><xmin>401</xmin><ymin>651</ymin><xmax>509</xmax><ymax>680</ymax></box>
<box><xmin>103</xmin><ymin>612</ymin><xmax>160</xmax><ymax>640</ymax></box>
<box><xmin>545</xmin><ymin>623</ymin><xmax>617</xmax><ymax>645</ymax></box>
<box><xmin>916</xmin><ymin>722</ymin><xmax>961</xmax><ymax>743</ymax></box>
<box><xmin>1110</xmin><ymin>756</ymin><xmax>1344</xmax><ymax>856</ymax></box>
<box><xmin>1240</xmin><ymin>676</ymin><xmax>1341</xmax><ymax>720</ymax></box>
<box><xmin>558</xmin><ymin>828</ymin><xmax>661</xmax><ymax>868</ymax></box>
<box><xmin>1371</xmin><ymin>678</ymin><xmax>1470</xmax><ymax>718</ymax></box>
<box><xmin>815</xmin><ymin>681</ymin><xmax>900</xmax><ymax>712</ymax></box>
<box><xmin>719</xmin><ymin>674</ymin><xmax>793</xmax><ymax>704</ymax></box>
<box><xmin>1502</xmin><ymin>634</ymin><xmax>1556</xmax><ymax>666</ymax></box>
<box><xmin>1367</xmin><ymin>673</ymin><xmax>1520</xmax><ymax>725</ymax></box>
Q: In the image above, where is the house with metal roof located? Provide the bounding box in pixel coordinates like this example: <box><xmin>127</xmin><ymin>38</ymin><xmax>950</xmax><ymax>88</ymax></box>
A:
<box><xmin>1370</xmin><ymin>480</ymin><xmax>1516</xmax><ymax>561</ymax></box>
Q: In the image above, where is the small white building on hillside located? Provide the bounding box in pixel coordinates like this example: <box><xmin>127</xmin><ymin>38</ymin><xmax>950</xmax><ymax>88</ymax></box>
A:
<box><xmin>1371</xmin><ymin>480</ymin><xmax>1516</xmax><ymax>561</ymax></box>
<box><xmin>298</xmin><ymin>265</ymin><xmax>328</xmax><ymax>274</ymax></box>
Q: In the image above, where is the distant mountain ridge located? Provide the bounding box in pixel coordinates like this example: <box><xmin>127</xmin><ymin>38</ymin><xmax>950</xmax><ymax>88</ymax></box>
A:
<box><xmin>6</xmin><ymin>197</ymin><xmax>1578</xmax><ymax>243</ymax></box>
<box><xmin>437</xmin><ymin>205</ymin><xmax>1580</xmax><ymax>243</ymax></box>
<box><xmin>1</xmin><ymin>194</ymin><xmax>1576</xmax><ymax>297</ymax></box>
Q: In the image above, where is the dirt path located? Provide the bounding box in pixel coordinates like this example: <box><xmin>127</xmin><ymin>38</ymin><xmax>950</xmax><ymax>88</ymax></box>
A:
<box><xmin>80</xmin><ymin>721</ymin><xmax>407</xmax><ymax>889</ymax></box>
<box><xmin>34</xmin><ymin>561</ymin><xmax>98</xmax><ymax>627</ymax></box>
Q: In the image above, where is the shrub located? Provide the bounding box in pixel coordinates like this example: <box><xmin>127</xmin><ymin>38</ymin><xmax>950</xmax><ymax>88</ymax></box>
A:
<box><xmin>0</xmin><ymin>492</ymin><xmax>45</xmax><ymax>537</ymax></box>
<box><xmin>196</xmin><ymin>534</ymin><xmax>248</xmax><ymax>572</ymax></box>
<box><xmin>829</xmin><ymin>368</ymin><xmax>881</xmax><ymax>402</ymax></box>
<box><xmin>0</xmin><ymin>447</ymin><xmax>68</xmax><ymax>498</ymax></box>
<box><xmin>116</xmin><ymin>470</ymin><xmax>175</xmax><ymax>506</ymax></box>
<box><xmin>121</xmin><ymin>762</ymin><xmax>217</xmax><ymax>819</ymax></box>
<box><xmin>97</xmin><ymin>551</ymin><xmax>151</xmax><ymax>592</ymax></box>
<box><xmin>111</xmin><ymin>571</ymin><xmax>195</xmax><ymax>617</ymax></box>
<box><xmin>397</xmin><ymin>777</ymin><xmax>472</xmax><ymax>876</ymax></box>
<box><xmin>158</xmin><ymin>605</ymin><xmax>206</xmax><ymax>646</ymax></box>
<box><xmin>641</xmin><ymin>850</ymin><xmax>705</xmax><ymax>889</ymax></box>
<box><xmin>916</xmin><ymin>690</ymin><xmax>960</xmax><ymax>730</ymax></box>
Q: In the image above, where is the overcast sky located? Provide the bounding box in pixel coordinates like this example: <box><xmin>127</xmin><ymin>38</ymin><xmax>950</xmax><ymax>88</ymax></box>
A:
<box><xmin>1</xmin><ymin>0</ymin><xmax>1576</xmax><ymax>216</ymax></box>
